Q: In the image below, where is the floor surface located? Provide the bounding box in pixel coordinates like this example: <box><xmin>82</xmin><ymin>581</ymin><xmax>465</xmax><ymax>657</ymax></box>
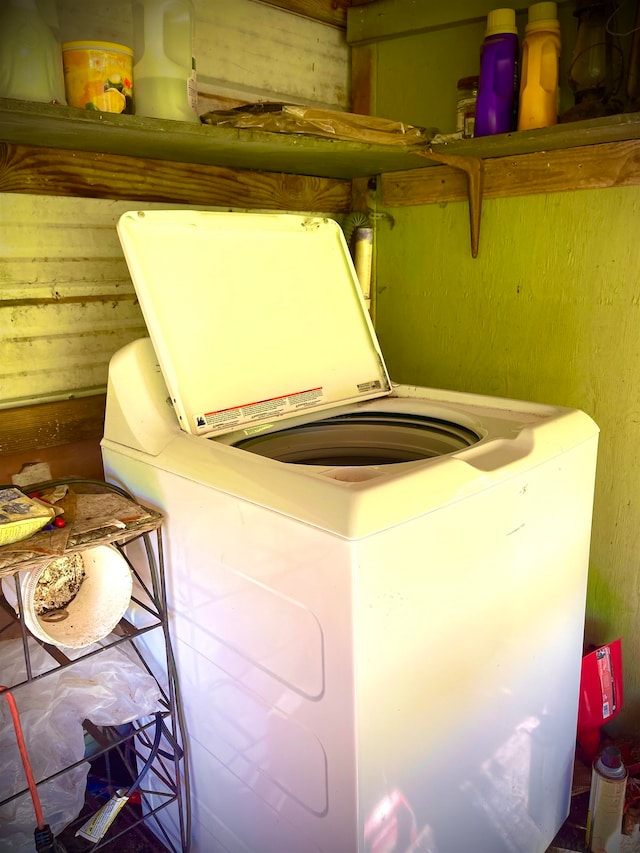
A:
<box><xmin>53</xmin><ymin>747</ymin><xmax>173</xmax><ymax>853</ymax></box>
<box><xmin>56</xmin><ymin>804</ymin><xmax>170</xmax><ymax>853</ymax></box>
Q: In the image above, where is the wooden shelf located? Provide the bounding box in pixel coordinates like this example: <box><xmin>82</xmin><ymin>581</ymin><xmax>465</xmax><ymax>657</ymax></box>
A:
<box><xmin>0</xmin><ymin>481</ymin><xmax>163</xmax><ymax>577</ymax></box>
<box><xmin>0</xmin><ymin>98</ymin><xmax>431</xmax><ymax>180</ymax></box>
<box><xmin>0</xmin><ymin>479</ymin><xmax>187</xmax><ymax>852</ymax></box>
<box><xmin>1</xmin><ymin>99</ymin><xmax>638</xmax><ymax>256</ymax></box>
<box><xmin>383</xmin><ymin>135</ymin><xmax>640</xmax><ymax>207</ymax></box>
<box><xmin>2</xmin><ymin>98</ymin><xmax>640</xmax><ymax>181</ymax></box>
<box><xmin>430</xmin><ymin>111</ymin><xmax>640</xmax><ymax>159</ymax></box>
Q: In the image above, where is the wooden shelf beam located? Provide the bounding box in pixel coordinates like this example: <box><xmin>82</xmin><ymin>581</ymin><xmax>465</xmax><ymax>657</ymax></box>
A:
<box><xmin>0</xmin><ymin>142</ymin><xmax>352</xmax><ymax>211</ymax></box>
<box><xmin>0</xmin><ymin>396</ymin><xmax>106</xmax><ymax>455</ymax></box>
<box><xmin>413</xmin><ymin>149</ymin><xmax>485</xmax><ymax>257</ymax></box>
<box><xmin>382</xmin><ymin>138</ymin><xmax>640</xmax><ymax>207</ymax></box>
<box><xmin>347</xmin><ymin>0</ymin><xmax>498</xmax><ymax>45</ymax></box>
<box><xmin>261</xmin><ymin>0</ymin><xmax>350</xmax><ymax>28</ymax></box>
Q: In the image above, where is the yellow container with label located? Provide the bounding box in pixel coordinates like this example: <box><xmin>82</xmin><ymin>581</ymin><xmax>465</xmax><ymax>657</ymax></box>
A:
<box><xmin>62</xmin><ymin>41</ymin><xmax>133</xmax><ymax>114</ymax></box>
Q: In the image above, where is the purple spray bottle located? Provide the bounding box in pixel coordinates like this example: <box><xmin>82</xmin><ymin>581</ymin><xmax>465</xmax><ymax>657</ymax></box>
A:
<box><xmin>474</xmin><ymin>8</ymin><xmax>519</xmax><ymax>136</ymax></box>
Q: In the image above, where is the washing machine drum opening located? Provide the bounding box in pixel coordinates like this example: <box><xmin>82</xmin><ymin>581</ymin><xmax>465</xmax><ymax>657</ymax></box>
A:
<box><xmin>234</xmin><ymin>412</ymin><xmax>481</xmax><ymax>465</ymax></box>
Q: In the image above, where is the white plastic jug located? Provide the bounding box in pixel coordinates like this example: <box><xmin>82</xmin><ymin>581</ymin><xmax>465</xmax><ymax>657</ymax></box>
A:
<box><xmin>0</xmin><ymin>0</ymin><xmax>67</xmax><ymax>103</ymax></box>
<box><xmin>133</xmin><ymin>0</ymin><xmax>199</xmax><ymax>122</ymax></box>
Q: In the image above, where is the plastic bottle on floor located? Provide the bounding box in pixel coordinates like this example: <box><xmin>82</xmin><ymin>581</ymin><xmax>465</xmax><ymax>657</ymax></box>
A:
<box><xmin>474</xmin><ymin>8</ymin><xmax>519</xmax><ymax>137</ymax></box>
<box><xmin>586</xmin><ymin>745</ymin><xmax>627</xmax><ymax>853</ymax></box>
<box><xmin>517</xmin><ymin>1</ymin><xmax>561</xmax><ymax>130</ymax></box>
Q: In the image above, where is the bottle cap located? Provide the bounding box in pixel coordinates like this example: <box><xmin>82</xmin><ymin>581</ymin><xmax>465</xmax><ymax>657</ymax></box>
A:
<box><xmin>486</xmin><ymin>8</ymin><xmax>518</xmax><ymax>36</ymax></box>
<box><xmin>526</xmin><ymin>1</ymin><xmax>559</xmax><ymax>29</ymax></box>
<box><xmin>601</xmin><ymin>746</ymin><xmax>623</xmax><ymax>770</ymax></box>
<box><xmin>457</xmin><ymin>75</ymin><xmax>480</xmax><ymax>90</ymax></box>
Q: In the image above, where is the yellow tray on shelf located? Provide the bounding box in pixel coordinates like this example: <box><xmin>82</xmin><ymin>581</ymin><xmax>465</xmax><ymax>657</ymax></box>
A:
<box><xmin>0</xmin><ymin>488</ymin><xmax>56</xmax><ymax>546</ymax></box>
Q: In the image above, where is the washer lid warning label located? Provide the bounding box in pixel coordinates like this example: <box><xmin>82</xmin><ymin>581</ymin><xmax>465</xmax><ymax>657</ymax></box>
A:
<box><xmin>357</xmin><ymin>379</ymin><xmax>383</xmax><ymax>393</ymax></box>
<box><xmin>194</xmin><ymin>387</ymin><xmax>324</xmax><ymax>433</ymax></box>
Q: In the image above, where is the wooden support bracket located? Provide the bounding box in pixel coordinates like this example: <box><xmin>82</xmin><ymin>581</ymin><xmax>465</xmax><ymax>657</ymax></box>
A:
<box><xmin>414</xmin><ymin>149</ymin><xmax>485</xmax><ymax>258</ymax></box>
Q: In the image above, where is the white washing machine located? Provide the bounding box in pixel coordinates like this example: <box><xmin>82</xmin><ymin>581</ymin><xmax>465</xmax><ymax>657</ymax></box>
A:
<box><xmin>102</xmin><ymin>210</ymin><xmax>598</xmax><ymax>853</ymax></box>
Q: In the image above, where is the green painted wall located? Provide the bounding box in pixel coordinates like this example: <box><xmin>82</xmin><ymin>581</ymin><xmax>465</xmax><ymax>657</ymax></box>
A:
<box><xmin>375</xmin><ymin>185</ymin><xmax>640</xmax><ymax>730</ymax></box>
<box><xmin>369</xmin><ymin>0</ymin><xmax>640</xmax><ymax>727</ymax></box>
<box><xmin>371</xmin><ymin>5</ymin><xmax>577</xmax><ymax>134</ymax></box>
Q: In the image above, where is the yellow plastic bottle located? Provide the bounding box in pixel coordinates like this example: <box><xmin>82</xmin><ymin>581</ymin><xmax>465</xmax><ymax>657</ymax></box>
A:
<box><xmin>517</xmin><ymin>1</ymin><xmax>561</xmax><ymax>130</ymax></box>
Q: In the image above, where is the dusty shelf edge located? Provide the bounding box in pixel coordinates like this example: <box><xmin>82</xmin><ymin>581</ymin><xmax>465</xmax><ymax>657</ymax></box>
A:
<box><xmin>0</xmin><ymin>99</ymin><xmax>432</xmax><ymax>179</ymax></box>
<box><xmin>1</xmin><ymin>99</ymin><xmax>640</xmax><ymax>180</ymax></box>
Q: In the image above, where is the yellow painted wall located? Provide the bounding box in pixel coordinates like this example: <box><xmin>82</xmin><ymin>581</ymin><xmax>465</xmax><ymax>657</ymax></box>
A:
<box><xmin>375</xmin><ymin>186</ymin><xmax>640</xmax><ymax>729</ymax></box>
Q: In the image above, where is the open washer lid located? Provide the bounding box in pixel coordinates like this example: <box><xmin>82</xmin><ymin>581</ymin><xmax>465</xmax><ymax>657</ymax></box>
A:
<box><xmin>117</xmin><ymin>211</ymin><xmax>392</xmax><ymax>437</ymax></box>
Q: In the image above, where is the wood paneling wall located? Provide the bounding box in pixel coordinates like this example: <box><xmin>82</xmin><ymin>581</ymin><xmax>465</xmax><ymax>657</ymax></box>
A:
<box><xmin>0</xmin><ymin>188</ymin><xmax>348</xmax><ymax>412</ymax></box>
<box><xmin>55</xmin><ymin>0</ymin><xmax>351</xmax><ymax>112</ymax></box>
<box><xmin>1</xmin><ymin>194</ymin><xmax>146</xmax><ymax>410</ymax></box>
<box><xmin>0</xmin><ymin>0</ymin><xmax>352</xmax><ymax>480</ymax></box>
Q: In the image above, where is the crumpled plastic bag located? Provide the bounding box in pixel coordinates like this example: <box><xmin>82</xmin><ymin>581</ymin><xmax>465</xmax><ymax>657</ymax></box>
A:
<box><xmin>201</xmin><ymin>102</ymin><xmax>437</xmax><ymax>146</ymax></box>
<box><xmin>0</xmin><ymin>637</ymin><xmax>162</xmax><ymax>852</ymax></box>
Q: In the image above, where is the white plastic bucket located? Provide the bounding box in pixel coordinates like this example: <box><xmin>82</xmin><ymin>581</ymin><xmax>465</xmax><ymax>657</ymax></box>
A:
<box><xmin>1</xmin><ymin>545</ymin><xmax>133</xmax><ymax>649</ymax></box>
